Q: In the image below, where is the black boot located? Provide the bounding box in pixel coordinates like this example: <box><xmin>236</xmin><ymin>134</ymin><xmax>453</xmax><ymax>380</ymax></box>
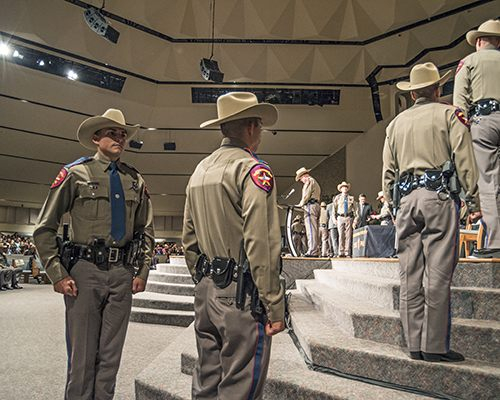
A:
<box><xmin>422</xmin><ymin>350</ymin><xmax>465</xmax><ymax>362</ymax></box>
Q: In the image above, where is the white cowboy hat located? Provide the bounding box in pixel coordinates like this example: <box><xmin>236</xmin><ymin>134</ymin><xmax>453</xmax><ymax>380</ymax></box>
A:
<box><xmin>376</xmin><ymin>191</ymin><xmax>384</xmax><ymax>200</ymax></box>
<box><xmin>295</xmin><ymin>167</ymin><xmax>311</xmax><ymax>182</ymax></box>
<box><xmin>337</xmin><ymin>181</ymin><xmax>351</xmax><ymax>192</ymax></box>
<box><xmin>77</xmin><ymin>109</ymin><xmax>140</xmax><ymax>150</ymax></box>
<box><xmin>200</xmin><ymin>92</ymin><xmax>278</xmax><ymax>128</ymax></box>
<box><xmin>466</xmin><ymin>19</ymin><xmax>500</xmax><ymax>46</ymax></box>
<box><xmin>396</xmin><ymin>62</ymin><xmax>451</xmax><ymax>92</ymax></box>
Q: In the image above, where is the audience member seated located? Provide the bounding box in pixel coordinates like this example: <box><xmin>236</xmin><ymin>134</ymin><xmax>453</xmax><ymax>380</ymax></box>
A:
<box><xmin>0</xmin><ymin>250</ymin><xmax>23</xmax><ymax>290</ymax></box>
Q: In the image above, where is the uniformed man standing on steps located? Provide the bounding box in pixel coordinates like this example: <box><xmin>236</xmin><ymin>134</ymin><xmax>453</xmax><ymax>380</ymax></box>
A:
<box><xmin>183</xmin><ymin>92</ymin><xmax>285</xmax><ymax>400</ymax></box>
<box><xmin>383</xmin><ymin>63</ymin><xmax>480</xmax><ymax>362</ymax></box>
<box><xmin>34</xmin><ymin>109</ymin><xmax>154</xmax><ymax>399</ymax></box>
<box><xmin>296</xmin><ymin>167</ymin><xmax>321</xmax><ymax>257</ymax></box>
<box><xmin>453</xmin><ymin>19</ymin><xmax>500</xmax><ymax>257</ymax></box>
<box><xmin>319</xmin><ymin>202</ymin><xmax>331</xmax><ymax>257</ymax></box>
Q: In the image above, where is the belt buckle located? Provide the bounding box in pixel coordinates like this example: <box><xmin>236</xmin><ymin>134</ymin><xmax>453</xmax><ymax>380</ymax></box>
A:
<box><xmin>108</xmin><ymin>247</ymin><xmax>120</xmax><ymax>263</ymax></box>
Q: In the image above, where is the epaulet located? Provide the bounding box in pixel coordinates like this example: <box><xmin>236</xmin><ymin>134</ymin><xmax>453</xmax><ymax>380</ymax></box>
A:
<box><xmin>50</xmin><ymin>157</ymin><xmax>92</xmax><ymax>189</ymax></box>
<box><xmin>119</xmin><ymin>161</ymin><xmax>139</xmax><ymax>178</ymax></box>
<box><xmin>65</xmin><ymin>156</ymin><xmax>93</xmax><ymax>169</ymax></box>
<box><xmin>453</xmin><ymin>107</ymin><xmax>470</xmax><ymax>128</ymax></box>
<box><xmin>243</xmin><ymin>147</ymin><xmax>269</xmax><ymax>165</ymax></box>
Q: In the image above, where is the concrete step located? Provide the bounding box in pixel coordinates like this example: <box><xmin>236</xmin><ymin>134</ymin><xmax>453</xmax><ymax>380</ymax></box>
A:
<box><xmin>155</xmin><ymin>264</ymin><xmax>189</xmax><ymax>274</ymax></box>
<box><xmin>181</xmin><ymin>325</ymin><xmax>430</xmax><ymax>399</ymax></box>
<box><xmin>146</xmin><ymin>281</ymin><xmax>195</xmax><ymax>296</ymax></box>
<box><xmin>328</xmin><ymin>258</ymin><xmax>500</xmax><ymax>288</ymax></box>
<box><xmin>135</xmin><ymin>326</ymin><xmax>193</xmax><ymax>400</ymax></box>
<box><xmin>132</xmin><ymin>292</ymin><xmax>194</xmax><ymax>311</ymax></box>
<box><xmin>289</xmin><ymin>294</ymin><xmax>500</xmax><ymax>400</ymax></box>
<box><xmin>130</xmin><ymin>307</ymin><xmax>194</xmax><ymax>327</ymax></box>
<box><xmin>300</xmin><ymin>282</ymin><xmax>500</xmax><ymax>364</ymax></box>
<box><xmin>168</xmin><ymin>256</ymin><xmax>187</xmax><ymax>266</ymax></box>
<box><xmin>148</xmin><ymin>271</ymin><xmax>192</xmax><ymax>285</ymax></box>
<box><xmin>311</xmin><ymin>270</ymin><xmax>500</xmax><ymax>321</ymax></box>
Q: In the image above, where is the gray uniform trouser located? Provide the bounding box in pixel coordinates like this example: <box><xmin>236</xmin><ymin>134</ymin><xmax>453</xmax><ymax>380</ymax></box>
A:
<box><xmin>303</xmin><ymin>203</ymin><xmax>320</xmax><ymax>256</ymax></box>
<box><xmin>329</xmin><ymin>227</ymin><xmax>339</xmax><ymax>256</ymax></box>
<box><xmin>471</xmin><ymin>112</ymin><xmax>500</xmax><ymax>248</ymax></box>
<box><xmin>64</xmin><ymin>260</ymin><xmax>133</xmax><ymax>400</ymax></box>
<box><xmin>320</xmin><ymin>225</ymin><xmax>331</xmax><ymax>257</ymax></box>
<box><xmin>396</xmin><ymin>189</ymin><xmax>459</xmax><ymax>354</ymax></box>
<box><xmin>337</xmin><ymin>216</ymin><xmax>353</xmax><ymax>256</ymax></box>
<box><xmin>193</xmin><ymin>278</ymin><xmax>271</xmax><ymax>400</ymax></box>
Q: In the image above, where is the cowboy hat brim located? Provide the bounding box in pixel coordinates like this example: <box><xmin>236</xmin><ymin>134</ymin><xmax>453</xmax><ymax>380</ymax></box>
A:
<box><xmin>337</xmin><ymin>183</ymin><xmax>351</xmax><ymax>191</ymax></box>
<box><xmin>466</xmin><ymin>29</ymin><xmax>500</xmax><ymax>46</ymax></box>
<box><xmin>396</xmin><ymin>70</ymin><xmax>452</xmax><ymax>92</ymax></box>
<box><xmin>77</xmin><ymin>116</ymin><xmax>140</xmax><ymax>150</ymax></box>
<box><xmin>295</xmin><ymin>169</ymin><xmax>311</xmax><ymax>182</ymax></box>
<box><xmin>200</xmin><ymin>103</ymin><xmax>278</xmax><ymax>128</ymax></box>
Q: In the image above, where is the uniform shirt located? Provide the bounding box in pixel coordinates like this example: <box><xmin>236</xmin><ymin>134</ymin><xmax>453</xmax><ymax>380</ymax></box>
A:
<box><xmin>333</xmin><ymin>194</ymin><xmax>357</xmax><ymax>216</ymax></box>
<box><xmin>182</xmin><ymin>137</ymin><xmax>285</xmax><ymax>323</ymax></box>
<box><xmin>291</xmin><ymin>220</ymin><xmax>305</xmax><ymax>235</ymax></box>
<box><xmin>382</xmin><ymin>97</ymin><xmax>480</xmax><ymax>211</ymax></box>
<box><xmin>319</xmin><ymin>206</ymin><xmax>328</xmax><ymax>225</ymax></box>
<box><xmin>453</xmin><ymin>45</ymin><xmax>500</xmax><ymax>113</ymax></box>
<box><xmin>298</xmin><ymin>176</ymin><xmax>321</xmax><ymax>207</ymax></box>
<box><xmin>34</xmin><ymin>152</ymin><xmax>154</xmax><ymax>284</ymax></box>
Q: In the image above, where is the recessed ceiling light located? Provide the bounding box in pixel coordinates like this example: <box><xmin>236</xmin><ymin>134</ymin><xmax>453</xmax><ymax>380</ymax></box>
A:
<box><xmin>147</xmin><ymin>127</ymin><xmax>157</xmax><ymax>131</ymax></box>
<box><xmin>0</xmin><ymin>42</ymin><xmax>12</xmax><ymax>57</ymax></box>
<box><xmin>37</xmin><ymin>59</ymin><xmax>45</xmax><ymax>66</ymax></box>
<box><xmin>161</xmin><ymin>194</ymin><xmax>167</xmax><ymax>196</ymax></box>
<box><xmin>67</xmin><ymin>70</ymin><xmax>78</xmax><ymax>80</ymax></box>
<box><xmin>13</xmin><ymin>50</ymin><xmax>23</xmax><ymax>59</ymax></box>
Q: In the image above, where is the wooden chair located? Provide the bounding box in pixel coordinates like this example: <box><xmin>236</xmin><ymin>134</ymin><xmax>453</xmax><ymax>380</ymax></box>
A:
<box><xmin>459</xmin><ymin>220</ymin><xmax>485</xmax><ymax>257</ymax></box>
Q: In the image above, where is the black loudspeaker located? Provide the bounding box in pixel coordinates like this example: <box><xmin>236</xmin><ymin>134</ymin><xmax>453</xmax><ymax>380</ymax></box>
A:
<box><xmin>200</xmin><ymin>58</ymin><xmax>224</xmax><ymax>83</ymax></box>
<box><xmin>163</xmin><ymin>142</ymin><xmax>176</xmax><ymax>151</ymax></box>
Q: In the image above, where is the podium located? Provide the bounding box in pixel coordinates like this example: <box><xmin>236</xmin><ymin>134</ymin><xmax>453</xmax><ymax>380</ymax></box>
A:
<box><xmin>352</xmin><ymin>225</ymin><xmax>396</xmax><ymax>258</ymax></box>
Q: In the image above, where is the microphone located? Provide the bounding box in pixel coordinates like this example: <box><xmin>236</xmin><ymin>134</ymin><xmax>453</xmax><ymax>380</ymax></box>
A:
<box><xmin>282</xmin><ymin>188</ymin><xmax>295</xmax><ymax>199</ymax></box>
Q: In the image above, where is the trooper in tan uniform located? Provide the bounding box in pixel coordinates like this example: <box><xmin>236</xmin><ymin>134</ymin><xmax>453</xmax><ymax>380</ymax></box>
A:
<box><xmin>332</xmin><ymin>181</ymin><xmax>357</xmax><ymax>257</ymax></box>
<box><xmin>34</xmin><ymin>109</ymin><xmax>154</xmax><ymax>399</ymax></box>
<box><xmin>296</xmin><ymin>167</ymin><xmax>321</xmax><ymax>257</ymax></box>
<box><xmin>383</xmin><ymin>63</ymin><xmax>480</xmax><ymax>362</ymax></box>
<box><xmin>372</xmin><ymin>191</ymin><xmax>394</xmax><ymax>226</ymax></box>
<box><xmin>183</xmin><ymin>92</ymin><xmax>285</xmax><ymax>400</ymax></box>
<box><xmin>291</xmin><ymin>214</ymin><xmax>306</xmax><ymax>256</ymax></box>
<box><xmin>453</xmin><ymin>19</ymin><xmax>500</xmax><ymax>257</ymax></box>
<box><xmin>319</xmin><ymin>201</ymin><xmax>331</xmax><ymax>257</ymax></box>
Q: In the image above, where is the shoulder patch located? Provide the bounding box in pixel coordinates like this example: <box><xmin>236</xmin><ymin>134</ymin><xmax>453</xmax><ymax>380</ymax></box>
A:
<box><xmin>250</xmin><ymin>164</ymin><xmax>274</xmax><ymax>193</ymax></box>
<box><xmin>65</xmin><ymin>156</ymin><xmax>92</xmax><ymax>169</ymax></box>
<box><xmin>50</xmin><ymin>168</ymin><xmax>68</xmax><ymax>189</ymax></box>
<box><xmin>455</xmin><ymin>59</ymin><xmax>465</xmax><ymax>75</ymax></box>
<box><xmin>454</xmin><ymin>108</ymin><xmax>470</xmax><ymax>128</ymax></box>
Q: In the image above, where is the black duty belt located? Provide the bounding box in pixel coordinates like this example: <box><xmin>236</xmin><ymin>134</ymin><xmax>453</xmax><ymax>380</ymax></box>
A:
<box><xmin>337</xmin><ymin>213</ymin><xmax>353</xmax><ymax>218</ymax></box>
<box><xmin>472</xmin><ymin>99</ymin><xmax>500</xmax><ymax>117</ymax></box>
<box><xmin>306</xmin><ymin>199</ymin><xmax>318</xmax><ymax>205</ymax></box>
<box><xmin>73</xmin><ymin>244</ymin><xmax>127</xmax><ymax>265</ymax></box>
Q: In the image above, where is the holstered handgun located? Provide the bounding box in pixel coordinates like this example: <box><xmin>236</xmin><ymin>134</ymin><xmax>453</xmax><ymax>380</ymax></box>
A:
<box><xmin>442</xmin><ymin>160</ymin><xmax>461</xmax><ymax>195</ymax></box>
<box><xmin>193</xmin><ymin>254</ymin><xmax>208</xmax><ymax>284</ymax></box>
<box><xmin>58</xmin><ymin>223</ymin><xmax>78</xmax><ymax>273</ymax></box>
<box><xmin>392</xmin><ymin>169</ymin><xmax>401</xmax><ymax>216</ymax></box>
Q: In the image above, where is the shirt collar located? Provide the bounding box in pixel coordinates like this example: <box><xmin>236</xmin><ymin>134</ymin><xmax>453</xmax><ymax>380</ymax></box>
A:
<box><xmin>93</xmin><ymin>152</ymin><xmax>124</xmax><ymax>173</ymax></box>
<box><xmin>414</xmin><ymin>97</ymin><xmax>433</xmax><ymax>106</ymax></box>
<box><xmin>220</xmin><ymin>136</ymin><xmax>248</xmax><ymax>149</ymax></box>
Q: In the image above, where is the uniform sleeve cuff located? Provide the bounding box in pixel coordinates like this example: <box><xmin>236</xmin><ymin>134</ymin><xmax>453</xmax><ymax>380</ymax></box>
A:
<box><xmin>136</xmin><ymin>265</ymin><xmax>150</xmax><ymax>281</ymax></box>
<box><xmin>46</xmin><ymin>261</ymin><xmax>69</xmax><ymax>285</ymax></box>
<box><xmin>267</xmin><ymin>299</ymin><xmax>285</xmax><ymax>323</ymax></box>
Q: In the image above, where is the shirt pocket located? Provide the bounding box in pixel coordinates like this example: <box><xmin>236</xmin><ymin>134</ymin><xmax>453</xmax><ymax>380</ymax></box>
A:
<box><xmin>77</xmin><ymin>183</ymin><xmax>109</xmax><ymax>220</ymax></box>
<box><xmin>124</xmin><ymin>187</ymin><xmax>140</xmax><ymax>219</ymax></box>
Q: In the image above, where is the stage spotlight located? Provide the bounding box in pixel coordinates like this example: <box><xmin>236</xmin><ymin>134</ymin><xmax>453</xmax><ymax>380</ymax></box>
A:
<box><xmin>67</xmin><ymin>70</ymin><xmax>79</xmax><ymax>80</ymax></box>
<box><xmin>0</xmin><ymin>42</ymin><xmax>12</xmax><ymax>57</ymax></box>
<box><xmin>163</xmin><ymin>142</ymin><xmax>176</xmax><ymax>151</ymax></box>
<box><xmin>200</xmin><ymin>58</ymin><xmax>224</xmax><ymax>83</ymax></box>
<box><xmin>129</xmin><ymin>140</ymin><xmax>143</xmax><ymax>149</ymax></box>
<box><xmin>13</xmin><ymin>50</ymin><xmax>23</xmax><ymax>59</ymax></box>
<box><xmin>84</xmin><ymin>6</ymin><xmax>120</xmax><ymax>44</ymax></box>
<box><xmin>37</xmin><ymin>59</ymin><xmax>45</xmax><ymax>67</ymax></box>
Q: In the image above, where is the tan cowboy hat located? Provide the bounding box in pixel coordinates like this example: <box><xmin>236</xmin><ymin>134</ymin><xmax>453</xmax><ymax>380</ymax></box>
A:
<box><xmin>396</xmin><ymin>62</ymin><xmax>451</xmax><ymax>92</ymax></box>
<box><xmin>77</xmin><ymin>109</ymin><xmax>140</xmax><ymax>150</ymax></box>
<box><xmin>295</xmin><ymin>167</ymin><xmax>311</xmax><ymax>182</ymax></box>
<box><xmin>200</xmin><ymin>92</ymin><xmax>278</xmax><ymax>128</ymax></box>
<box><xmin>466</xmin><ymin>19</ymin><xmax>500</xmax><ymax>46</ymax></box>
<box><xmin>337</xmin><ymin>181</ymin><xmax>351</xmax><ymax>192</ymax></box>
<box><xmin>320</xmin><ymin>201</ymin><xmax>327</xmax><ymax>207</ymax></box>
<box><xmin>376</xmin><ymin>191</ymin><xmax>384</xmax><ymax>200</ymax></box>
